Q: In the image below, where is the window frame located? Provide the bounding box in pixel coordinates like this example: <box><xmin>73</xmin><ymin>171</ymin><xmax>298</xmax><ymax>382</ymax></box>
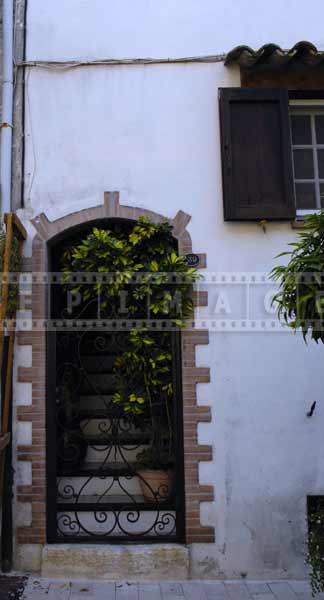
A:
<box><xmin>289</xmin><ymin>98</ymin><xmax>324</xmax><ymax>216</ymax></box>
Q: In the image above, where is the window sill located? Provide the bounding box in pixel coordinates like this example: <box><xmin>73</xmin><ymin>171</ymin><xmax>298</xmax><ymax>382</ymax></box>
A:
<box><xmin>292</xmin><ymin>209</ymin><xmax>322</xmax><ymax>228</ymax></box>
<box><xmin>291</xmin><ymin>219</ymin><xmax>307</xmax><ymax>229</ymax></box>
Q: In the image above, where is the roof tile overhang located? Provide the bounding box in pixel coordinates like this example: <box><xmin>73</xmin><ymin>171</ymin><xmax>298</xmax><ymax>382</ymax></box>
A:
<box><xmin>225</xmin><ymin>41</ymin><xmax>324</xmax><ymax>71</ymax></box>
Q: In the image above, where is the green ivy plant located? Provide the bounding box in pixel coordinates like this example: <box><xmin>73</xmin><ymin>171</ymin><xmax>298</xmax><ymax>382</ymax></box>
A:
<box><xmin>271</xmin><ymin>211</ymin><xmax>324</xmax><ymax>595</ymax></box>
<box><xmin>61</xmin><ymin>218</ymin><xmax>200</xmax><ymax>453</ymax></box>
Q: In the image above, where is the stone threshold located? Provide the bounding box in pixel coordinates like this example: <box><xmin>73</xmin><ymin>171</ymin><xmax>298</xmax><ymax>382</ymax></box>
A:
<box><xmin>41</xmin><ymin>544</ymin><xmax>189</xmax><ymax>580</ymax></box>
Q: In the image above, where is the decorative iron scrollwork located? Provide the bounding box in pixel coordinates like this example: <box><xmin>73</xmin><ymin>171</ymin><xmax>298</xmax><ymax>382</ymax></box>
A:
<box><xmin>51</xmin><ymin>329</ymin><xmax>183</xmax><ymax>542</ymax></box>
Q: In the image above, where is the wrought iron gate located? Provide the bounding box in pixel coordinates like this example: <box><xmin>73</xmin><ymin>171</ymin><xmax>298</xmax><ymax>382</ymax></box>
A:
<box><xmin>46</xmin><ymin>327</ymin><xmax>186</xmax><ymax>543</ymax></box>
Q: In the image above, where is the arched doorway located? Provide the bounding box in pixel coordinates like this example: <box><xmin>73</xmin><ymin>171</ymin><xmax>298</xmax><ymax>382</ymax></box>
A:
<box><xmin>46</xmin><ymin>218</ymin><xmax>186</xmax><ymax>543</ymax></box>
<box><xmin>16</xmin><ymin>194</ymin><xmax>214</xmax><ymax>553</ymax></box>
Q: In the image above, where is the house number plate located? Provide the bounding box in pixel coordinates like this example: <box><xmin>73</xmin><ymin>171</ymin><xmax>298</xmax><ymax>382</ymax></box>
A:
<box><xmin>184</xmin><ymin>253</ymin><xmax>200</xmax><ymax>267</ymax></box>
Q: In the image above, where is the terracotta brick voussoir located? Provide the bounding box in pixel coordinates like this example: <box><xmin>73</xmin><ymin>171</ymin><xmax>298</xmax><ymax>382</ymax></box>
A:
<box><xmin>16</xmin><ymin>192</ymin><xmax>214</xmax><ymax>545</ymax></box>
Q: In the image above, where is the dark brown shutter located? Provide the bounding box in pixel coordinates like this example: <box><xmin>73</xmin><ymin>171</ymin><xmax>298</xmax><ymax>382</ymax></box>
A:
<box><xmin>219</xmin><ymin>88</ymin><xmax>295</xmax><ymax>221</ymax></box>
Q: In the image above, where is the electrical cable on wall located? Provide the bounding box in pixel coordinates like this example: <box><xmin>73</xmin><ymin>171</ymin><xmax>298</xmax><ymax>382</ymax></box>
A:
<box><xmin>12</xmin><ymin>51</ymin><xmax>227</xmax><ymax>206</ymax></box>
<box><xmin>14</xmin><ymin>53</ymin><xmax>227</xmax><ymax>70</ymax></box>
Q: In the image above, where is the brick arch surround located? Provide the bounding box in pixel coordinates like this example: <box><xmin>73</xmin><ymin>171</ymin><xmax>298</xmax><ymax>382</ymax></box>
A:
<box><xmin>16</xmin><ymin>192</ymin><xmax>214</xmax><ymax>547</ymax></box>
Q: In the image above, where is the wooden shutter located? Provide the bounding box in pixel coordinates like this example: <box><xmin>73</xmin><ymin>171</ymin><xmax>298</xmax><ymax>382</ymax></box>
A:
<box><xmin>219</xmin><ymin>88</ymin><xmax>295</xmax><ymax>221</ymax></box>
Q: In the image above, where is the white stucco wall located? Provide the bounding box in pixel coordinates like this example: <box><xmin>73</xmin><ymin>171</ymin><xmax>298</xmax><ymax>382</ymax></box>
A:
<box><xmin>17</xmin><ymin>0</ymin><xmax>324</xmax><ymax>578</ymax></box>
<box><xmin>26</xmin><ymin>0</ymin><xmax>324</xmax><ymax>61</ymax></box>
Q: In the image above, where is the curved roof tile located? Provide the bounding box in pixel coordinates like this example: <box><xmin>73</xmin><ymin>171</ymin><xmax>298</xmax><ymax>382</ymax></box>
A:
<box><xmin>225</xmin><ymin>41</ymin><xmax>324</xmax><ymax>69</ymax></box>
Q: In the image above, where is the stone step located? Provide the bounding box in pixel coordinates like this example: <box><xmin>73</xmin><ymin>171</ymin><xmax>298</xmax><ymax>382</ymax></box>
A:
<box><xmin>41</xmin><ymin>544</ymin><xmax>189</xmax><ymax>581</ymax></box>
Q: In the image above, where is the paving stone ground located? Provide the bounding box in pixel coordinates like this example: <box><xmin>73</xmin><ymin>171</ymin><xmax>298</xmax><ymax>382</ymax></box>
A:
<box><xmin>21</xmin><ymin>578</ymin><xmax>324</xmax><ymax>600</ymax></box>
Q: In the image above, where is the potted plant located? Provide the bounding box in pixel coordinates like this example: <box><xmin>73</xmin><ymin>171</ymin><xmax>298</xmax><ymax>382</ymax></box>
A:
<box><xmin>135</xmin><ymin>447</ymin><xmax>173</xmax><ymax>502</ymax></box>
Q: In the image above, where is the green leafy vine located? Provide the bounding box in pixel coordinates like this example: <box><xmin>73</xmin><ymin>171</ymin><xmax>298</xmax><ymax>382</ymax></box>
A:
<box><xmin>61</xmin><ymin>217</ymin><xmax>200</xmax><ymax>469</ymax></box>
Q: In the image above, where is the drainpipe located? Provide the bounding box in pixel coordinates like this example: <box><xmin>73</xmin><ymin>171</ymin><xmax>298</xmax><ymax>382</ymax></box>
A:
<box><xmin>0</xmin><ymin>0</ymin><xmax>14</xmax><ymax>215</ymax></box>
<box><xmin>0</xmin><ymin>0</ymin><xmax>14</xmax><ymax>572</ymax></box>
